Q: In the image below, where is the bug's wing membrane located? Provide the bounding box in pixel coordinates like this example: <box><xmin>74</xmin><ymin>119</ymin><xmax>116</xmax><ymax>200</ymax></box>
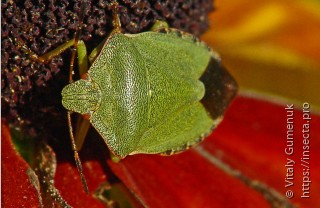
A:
<box><xmin>126</xmin><ymin>30</ymin><xmax>216</xmax><ymax>154</ymax></box>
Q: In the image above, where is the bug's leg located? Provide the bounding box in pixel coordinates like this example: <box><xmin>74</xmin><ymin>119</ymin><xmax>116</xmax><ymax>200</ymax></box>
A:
<box><xmin>76</xmin><ymin>40</ymin><xmax>89</xmax><ymax>78</ymax></box>
<box><xmin>110</xmin><ymin>0</ymin><xmax>122</xmax><ymax>33</ymax></box>
<box><xmin>88</xmin><ymin>39</ymin><xmax>107</xmax><ymax>64</ymax></box>
<box><xmin>74</xmin><ymin>113</ymin><xmax>91</xmax><ymax>151</ymax></box>
<box><xmin>15</xmin><ymin>38</ymin><xmax>76</xmax><ymax>64</ymax></box>
<box><xmin>40</xmin><ymin>39</ymin><xmax>76</xmax><ymax>63</ymax></box>
<box><xmin>69</xmin><ymin>0</ymin><xmax>86</xmax><ymax>83</ymax></box>
<box><xmin>110</xmin><ymin>153</ymin><xmax>121</xmax><ymax>163</ymax></box>
<box><xmin>150</xmin><ymin>20</ymin><xmax>169</xmax><ymax>31</ymax></box>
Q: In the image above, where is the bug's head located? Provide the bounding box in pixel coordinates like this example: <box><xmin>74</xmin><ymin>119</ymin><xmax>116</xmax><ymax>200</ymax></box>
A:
<box><xmin>61</xmin><ymin>79</ymin><xmax>101</xmax><ymax>115</ymax></box>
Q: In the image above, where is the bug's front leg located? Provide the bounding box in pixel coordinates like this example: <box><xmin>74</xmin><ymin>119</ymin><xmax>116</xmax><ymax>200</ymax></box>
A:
<box><xmin>88</xmin><ymin>40</ymin><xmax>107</xmax><ymax>64</ymax></box>
<box><xmin>14</xmin><ymin>38</ymin><xmax>75</xmax><ymax>64</ymax></box>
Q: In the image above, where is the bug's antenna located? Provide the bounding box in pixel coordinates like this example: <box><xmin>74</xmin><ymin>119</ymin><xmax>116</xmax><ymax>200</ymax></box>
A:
<box><xmin>67</xmin><ymin>0</ymin><xmax>89</xmax><ymax>194</ymax></box>
<box><xmin>68</xmin><ymin>111</ymin><xmax>89</xmax><ymax>193</ymax></box>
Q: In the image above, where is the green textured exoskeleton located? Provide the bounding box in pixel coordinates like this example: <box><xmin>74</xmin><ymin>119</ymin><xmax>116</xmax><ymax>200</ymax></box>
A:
<box><xmin>62</xmin><ymin>24</ymin><xmax>237</xmax><ymax>159</ymax></box>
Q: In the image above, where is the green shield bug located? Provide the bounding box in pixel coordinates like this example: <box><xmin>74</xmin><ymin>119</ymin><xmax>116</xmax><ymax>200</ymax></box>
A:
<box><xmin>18</xmin><ymin>0</ymin><xmax>237</xmax><ymax>192</ymax></box>
<box><xmin>62</xmin><ymin>1</ymin><xmax>238</xmax><ymax>157</ymax></box>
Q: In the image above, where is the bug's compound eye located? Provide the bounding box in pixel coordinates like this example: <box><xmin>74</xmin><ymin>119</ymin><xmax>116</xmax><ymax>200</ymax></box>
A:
<box><xmin>61</xmin><ymin>79</ymin><xmax>101</xmax><ymax>115</ymax></box>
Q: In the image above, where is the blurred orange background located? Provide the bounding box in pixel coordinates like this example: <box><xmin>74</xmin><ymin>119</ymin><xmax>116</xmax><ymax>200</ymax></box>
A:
<box><xmin>202</xmin><ymin>0</ymin><xmax>320</xmax><ymax>111</ymax></box>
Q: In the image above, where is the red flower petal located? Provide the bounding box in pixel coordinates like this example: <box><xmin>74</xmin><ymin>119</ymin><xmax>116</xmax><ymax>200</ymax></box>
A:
<box><xmin>53</xmin><ymin>161</ymin><xmax>108</xmax><ymax>208</ymax></box>
<box><xmin>202</xmin><ymin>96</ymin><xmax>320</xmax><ymax>207</ymax></box>
<box><xmin>1</xmin><ymin>121</ymin><xmax>41</xmax><ymax>207</ymax></box>
<box><xmin>109</xmin><ymin>151</ymin><xmax>271</xmax><ymax>208</ymax></box>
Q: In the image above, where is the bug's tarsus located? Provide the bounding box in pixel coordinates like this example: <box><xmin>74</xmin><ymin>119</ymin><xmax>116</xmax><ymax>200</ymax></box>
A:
<box><xmin>11</xmin><ymin>38</ymin><xmax>46</xmax><ymax>63</ymax></box>
<box><xmin>67</xmin><ymin>111</ymin><xmax>89</xmax><ymax>194</ymax></box>
<box><xmin>11</xmin><ymin>35</ymin><xmax>76</xmax><ymax>65</ymax></box>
